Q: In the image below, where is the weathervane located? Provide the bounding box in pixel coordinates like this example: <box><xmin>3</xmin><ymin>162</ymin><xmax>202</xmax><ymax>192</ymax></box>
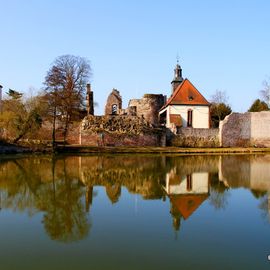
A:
<box><xmin>176</xmin><ymin>53</ymin><xmax>179</xmax><ymax>64</ymax></box>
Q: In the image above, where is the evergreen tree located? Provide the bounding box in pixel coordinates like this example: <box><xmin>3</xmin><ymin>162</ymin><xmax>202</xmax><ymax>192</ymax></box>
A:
<box><xmin>248</xmin><ymin>99</ymin><xmax>269</xmax><ymax>112</ymax></box>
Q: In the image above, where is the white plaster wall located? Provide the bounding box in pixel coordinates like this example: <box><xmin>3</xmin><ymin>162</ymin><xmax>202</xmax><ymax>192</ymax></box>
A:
<box><xmin>165</xmin><ymin>172</ymin><xmax>209</xmax><ymax>194</ymax></box>
<box><xmin>219</xmin><ymin>112</ymin><xmax>270</xmax><ymax>147</ymax></box>
<box><xmin>251</xmin><ymin>112</ymin><xmax>270</xmax><ymax>142</ymax></box>
<box><xmin>167</xmin><ymin>105</ymin><xmax>209</xmax><ymax>128</ymax></box>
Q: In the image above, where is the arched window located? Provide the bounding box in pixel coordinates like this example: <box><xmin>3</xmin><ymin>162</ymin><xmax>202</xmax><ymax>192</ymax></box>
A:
<box><xmin>112</xmin><ymin>104</ymin><xmax>117</xmax><ymax>115</ymax></box>
<box><xmin>186</xmin><ymin>174</ymin><xmax>192</xmax><ymax>191</ymax></box>
<box><xmin>187</xmin><ymin>110</ymin><xmax>193</xmax><ymax>127</ymax></box>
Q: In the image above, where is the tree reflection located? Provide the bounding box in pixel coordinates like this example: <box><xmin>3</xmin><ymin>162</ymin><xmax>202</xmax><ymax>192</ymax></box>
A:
<box><xmin>0</xmin><ymin>156</ymin><xmax>91</xmax><ymax>242</ymax></box>
<box><xmin>258</xmin><ymin>194</ymin><xmax>270</xmax><ymax>222</ymax></box>
<box><xmin>251</xmin><ymin>189</ymin><xmax>267</xmax><ymax>199</ymax></box>
<box><xmin>208</xmin><ymin>172</ymin><xmax>230</xmax><ymax>210</ymax></box>
<box><xmin>0</xmin><ymin>157</ymin><xmax>43</xmax><ymax>216</ymax></box>
<box><xmin>106</xmin><ymin>183</ymin><xmax>121</xmax><ymax>204</ymax></box>
<box><xmin>40</xmin><ymin>158</ymin><xmax>90</xmax><ymax>242</ymax></box>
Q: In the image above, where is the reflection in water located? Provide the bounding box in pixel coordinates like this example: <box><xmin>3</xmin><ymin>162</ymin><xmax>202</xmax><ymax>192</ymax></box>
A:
<box><xmin>219</xmin><ymin>155</ymin><xmax>270</xmax><ymax>220</ymax></box>
<box><xmin>42</xmin><ymin>158</ymin><xmax>90</xmax><ymax>242</ymax></box>
<box><xmin>163</xmin><ymin>168</ymin><xmax>210</xmax><ymax>231</ymax></box>
<box><xmin>208</xmin><ymin>172</ymin><xmax>230</xmax><ymax>210</ymax></box>
<box><xmin>0</xmin><ymin>154</ymin><xmax>270</xmax><ymax>241</ymax></box>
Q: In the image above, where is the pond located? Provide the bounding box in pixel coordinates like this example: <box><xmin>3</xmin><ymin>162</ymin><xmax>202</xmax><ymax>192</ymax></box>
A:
<box><xmin>0</xmin><ymin>154</ymin><xmax>269</xmax><ymax>269</ymax></box>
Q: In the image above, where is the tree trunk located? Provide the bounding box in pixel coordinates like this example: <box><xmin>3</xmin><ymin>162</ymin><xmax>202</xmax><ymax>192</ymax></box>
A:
<box><xmin>52</xmin><ymin>106</ymin><xmax>56</xmax><ymax>151</ymax></box>
<box><xmin>13</xmin><ymin>133</ymin><xmax>25</xmax><ymax>143</ymax></box>
<box><xmin>63</xmin><ymin>114</ymin><xmax>69</xmax><ymax>146</ymax></box>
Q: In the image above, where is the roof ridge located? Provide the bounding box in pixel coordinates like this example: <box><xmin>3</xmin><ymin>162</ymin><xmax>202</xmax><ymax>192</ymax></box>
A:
<box><xmin>160</xmin><ymin>78</ymin><xmax>209</xmax><ymax>111</ymax></box>
<box><xmin>185</xmin><ymin>79</ymin><xmax>209</xmax><ymax>104</ymax></box>
<box><xmin>166</xmin><ymin>78</ymin><xmax>187</xmax><ymax>104</ymax></box>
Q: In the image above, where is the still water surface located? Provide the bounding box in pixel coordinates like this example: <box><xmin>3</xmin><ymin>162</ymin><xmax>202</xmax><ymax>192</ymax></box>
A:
<box><xmin>0</xmin><ymin>154</ymin><xmax>269</xmax><ymax>269</ymax></box>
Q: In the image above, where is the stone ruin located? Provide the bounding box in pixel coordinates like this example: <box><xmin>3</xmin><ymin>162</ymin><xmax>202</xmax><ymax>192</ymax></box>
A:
<box><xmin>103</xmin><ymin>88</ymin><xmax>166</xmax><ymax>127</ymax></box>
<box><xmin>128</xmin><ymin>94</ymin><xmax>165</xmax><ymax>126</ymax></box>
<box><xmin>105</xmin><ymin>89</ymin><xmax>122</xmax><ymax>115</ymax></box>
<box><xmin>78</xmin><ymin>87</ymin><xmax>166</xmax><ymax>147</ymax></box>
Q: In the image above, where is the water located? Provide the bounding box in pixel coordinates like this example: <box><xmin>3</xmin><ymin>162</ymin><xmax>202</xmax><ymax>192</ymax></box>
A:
<box><xmin>0</xmin><ymin>154</ymin><xmax>269</xmax><ymax>269</ymax></box>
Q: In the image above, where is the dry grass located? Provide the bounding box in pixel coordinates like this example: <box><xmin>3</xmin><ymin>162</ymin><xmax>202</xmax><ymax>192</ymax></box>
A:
<box><xmin>56</xmin><ymin>145</ymin><xmax>270</xmax><ymax>154</ymax></box>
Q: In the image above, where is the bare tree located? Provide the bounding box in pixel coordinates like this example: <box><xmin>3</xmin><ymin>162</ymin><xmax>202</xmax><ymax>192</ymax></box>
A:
<box><xmin>261</xmin><ymin>79</ymin><xmax>270</xmax><ymax>107</ymax></box>
<box><xmin>44</xmin><ymin>55</ymin><xmax>91</xmax><ymax>147</ymax></box>
<box><xmin>210</xmin><ymin>89</ymin><xmax>229</xmax><ymax>104</ymax></box>
<box><xmin>210</xmin><ymin>90</ymin><xmax>232</xmax><ymax>128</ymax></box>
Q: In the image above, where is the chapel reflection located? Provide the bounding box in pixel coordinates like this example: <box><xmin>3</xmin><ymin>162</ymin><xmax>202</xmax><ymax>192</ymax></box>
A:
<box><xmin>163</xmin><ymin>165</ymin><xmax>211</xmax><ymax>231</ymax></box>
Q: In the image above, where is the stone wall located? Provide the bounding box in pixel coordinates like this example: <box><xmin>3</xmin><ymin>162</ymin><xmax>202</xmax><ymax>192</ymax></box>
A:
<box><xmin>128</xmin><ymin>94</ymin><xmax>165</xmax><ymax>127</ymax></box>
<box><xmin>219</xmin><ymin>113</ymin><xmax>251</xmax><ymax>147</ymax></box>
<box><xmin>14</xmin><ymin>114</ymin><xmax>166</xmax><ymax>146</ymax></box>
<box><xmin>80</xmin><ymin>115</ymin><xmax>165</xmax><ymax>146</ymax></box>
<box><xmin>80</xmin><ymin>131</ymin><xmax>163</xmax><ymax>147</ymax></box>
<box><xmin>220</xmin><ymin>112</ymin><xmax>270</xmax><ymax>147</ymax></box>
<box><xmin>171</xmin><ymin>128</ymin><xmax>219</xmax><ymax>147</ymax></box>
<box><xmin>65</xmin><ymin>123</ymin><xmax>81</xmax><ymax>144</ymax></box>
<box><xmin>82</xmin><ymin>115</ymin><xmax>156</xmax><ymax>134</ymax></box>
<box><xmin>9</xmin><ymin>119</ymin><xmax>80</xmax><ymax>144</ymax></box>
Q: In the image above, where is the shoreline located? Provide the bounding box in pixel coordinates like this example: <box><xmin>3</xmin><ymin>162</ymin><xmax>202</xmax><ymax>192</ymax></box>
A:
<box><xmin>1</xmin><ymin>144</ymin><xmax>270</xmax><ymax>155</ymax></box>
<box><xmin>55</xmin><ymin>145</ymin><xmax>270</xmax><ymax>154</ymax></box>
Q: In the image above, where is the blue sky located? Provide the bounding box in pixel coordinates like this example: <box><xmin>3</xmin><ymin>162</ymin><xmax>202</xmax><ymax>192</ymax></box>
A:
<box><xmin>0</xmin><ymin>0</ymin><xmax>269</xmax><ymax>114</ymax></box>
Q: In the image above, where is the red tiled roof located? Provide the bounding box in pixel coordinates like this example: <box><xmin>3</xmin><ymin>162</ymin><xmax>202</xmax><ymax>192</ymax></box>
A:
<box><xmin>161</xmin><ymin>79</ymin><xmax>210</xmax><ymax>110</ymax></box>
<box><xmin>170</xmin><ymin>194</ymin><xmax>208</xmax><ymax>220</ymax></box>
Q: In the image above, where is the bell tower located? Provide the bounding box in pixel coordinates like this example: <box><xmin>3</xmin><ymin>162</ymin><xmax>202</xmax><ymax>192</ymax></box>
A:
<box><xmin>171</xmin><ymin>60</ymin><xmax>183</xmax><ymax>93</ymax></box>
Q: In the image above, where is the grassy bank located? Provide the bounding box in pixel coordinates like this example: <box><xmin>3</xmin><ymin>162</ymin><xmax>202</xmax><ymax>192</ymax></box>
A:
<box><xmin>2</xmin><ymin>141</ymin><xmax>270</xmax><ymax>155</ymax></box>
<box><xmin>55</xmin><ymin>145</ymin><xmax>270</xmax><ymax>154</ymax></box>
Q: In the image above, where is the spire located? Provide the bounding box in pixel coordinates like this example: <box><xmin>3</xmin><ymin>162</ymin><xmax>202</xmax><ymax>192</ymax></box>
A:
<box><xmin>171</xmin><ymin>59</ymin><xmax>183</xmax><ymax>93</ymax></box>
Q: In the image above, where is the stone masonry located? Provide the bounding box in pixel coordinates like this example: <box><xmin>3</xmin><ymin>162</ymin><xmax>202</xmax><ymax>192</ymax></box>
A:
<box><xmin>128</xmin><ymin>94</ymin><xmax>165</xmax><ymax>126</ymax></box>
<box><xmin>80</xmin><ymin>115</ymin><xmax>165</xmax><ymax>146</ymax></box>
<box><xmin>219</xmin><ymin>111</ymin><xmax>270</xmax><ymax>147</ymax></box>
<box><xmin>104</xmin><ymin>89</ymin><xmax>165</xmax><ymax>127</ymax></box>
<box><xmin>81</xmin><ymin>115</ymin><xmax>156</xmax><ymax>134</ymax></box>
<box><xmin>171</xmin><ymin>128</ymin><xmax>219</xmax><ymax>147</ymax></box>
